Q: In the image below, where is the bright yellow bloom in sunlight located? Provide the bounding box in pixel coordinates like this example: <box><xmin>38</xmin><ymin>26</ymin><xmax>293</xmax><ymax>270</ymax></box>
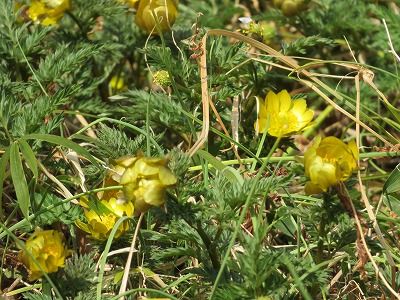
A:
<box><xmin>28</xmin><ymin>0</ymin><xmax>70</xmax><ymax>26</ymax></box>
<box><xmin>135</xmin><ymin>0</ymin><xmax>178</xmax><ymax>34</ymax></box>
<box><xmin>254</xmin><ymin>90</ymin><xmax>314</xmax><ymax>137</ymax></box>
<box><xmin>114</xmin><ymin>155</ymin><xmax>177</xmax><ymax>214</ymax></box>
<box><xmin>76</xmin><ymin>197</ymin><xmax>134</xmax><ymax>240</ymax></box>
<box><xmin>304</xmin><ymin>136</ymin><xmax>359</xmax><ymax>194</ymax></box>
<box><xmin>19</xmin><ymin>229</ymin><xmax>71</xmax><ymax>281</ymax></box>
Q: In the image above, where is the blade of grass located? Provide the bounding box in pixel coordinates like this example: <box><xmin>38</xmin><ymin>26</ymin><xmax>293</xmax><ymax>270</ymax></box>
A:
<box><xmin>96</xmin><ymin>216</ymin><xmax>131</xmax><ymax>300</ymax></box>
<box><xmin>0</xmin><ymin>147</ymin><xmax>10</xmax><ymax>220</ymax></box>
<box><xmin>10</xmin><ymin>142</ymin><xmax>30</xmax><ymax>219</ymax></box>
<box><xmin>18</xmin><ymin>140</ymin><xmax>38</xmax><ymax>179</ymax></box>
<box><xmin>22</xmin><ymin>133</ymin><xmax>100</xmax><ymax>168</ymax></box>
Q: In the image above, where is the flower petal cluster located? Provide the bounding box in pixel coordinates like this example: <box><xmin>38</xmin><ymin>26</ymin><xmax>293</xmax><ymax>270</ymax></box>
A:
<box><xmin>28</xmin><ymin>0</ymin><xmax>70</xmax><ymax>26</ymax></box>
<box><xmin>19</xmin><ymin>229</ymin><xmax>71</xmax><ymax>281</ymax></box>
<box><xmin>76</xmin><ymin>197</ymin><xmax>134</xmax><ymax>240</ymax></box>
<box><xmin>254</xmin><ymin>90</ymin><xmax>314</xmax><ymax>137</ymax></box>
<box><xmin>304</xmin><ymin>136</ymin><xmax>359</xmax><ymax>194</ymax></box>
<box><xmin>113</xmin><ymin>155</ymin><xmax>177</xmax><ymax>214</ymax></box>
<box><xmin>135</xmin><ymin>0</ymin><xmax>178</xmax><ymax>34</ymax></box>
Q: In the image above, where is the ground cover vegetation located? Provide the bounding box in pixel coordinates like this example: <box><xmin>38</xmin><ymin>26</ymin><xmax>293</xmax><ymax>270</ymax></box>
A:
<box><xmin>0</xmin><ymin>0</ymin><xmax>400</xmax><ymax>299</ymax></box>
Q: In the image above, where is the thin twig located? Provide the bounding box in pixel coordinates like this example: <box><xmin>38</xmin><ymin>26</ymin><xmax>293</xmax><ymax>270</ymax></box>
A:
<box><xmin>118</xmin><ymin>213</ymin><xmax>145</xmax><ymax>298</ymax></box>
<box><xmin>382</xmin><ymin>19</ymin><xmax>400</xmax><ymax>63</ymax></box>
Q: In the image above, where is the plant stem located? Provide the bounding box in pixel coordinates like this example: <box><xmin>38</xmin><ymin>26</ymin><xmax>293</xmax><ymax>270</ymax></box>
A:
<box><xmin>118</xmin><ymin>213</ymin><xmax>145</xmax><ymax>298</ymax></box>
<box><xmin>250</xmin><ymin>131</ymin><xmax>267</xmax><ymax>172</ymax></box>
<box><xmin>195</xmin><ymin>221</ymin><xmax>220</xmax><ymax>270</ymax></box>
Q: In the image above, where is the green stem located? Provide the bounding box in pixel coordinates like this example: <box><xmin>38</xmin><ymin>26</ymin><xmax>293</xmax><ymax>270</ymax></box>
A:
<box><xmin>146</xmin><ymin>96</ymin><xmax>151</xmax><ymax>156</ymax></box>
<box><xmin>209</xmin><ymin>137</ymin><xmax>281</xmax><ymax>298</ymax></box>
<box><xmin>195</xmin><ymin>221</ymin><xmax>220</xmax><ymax>270</ymax></box>
<box><xmin>250</xmin><ymin>131</ymin><xmax>267</xmax><ymax>172</ymax></box>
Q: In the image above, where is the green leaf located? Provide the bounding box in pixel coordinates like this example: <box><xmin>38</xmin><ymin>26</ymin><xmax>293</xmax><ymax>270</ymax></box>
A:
<box><xmin>22</xmin><ymin>134</ymin><xmax>100</xmax><ymax>168</ymax></box>
<box><xmin>18</xmin><ymin>139</ymin><xmax>38</xmax><ymax>179</ymax></box>
<box><xmin>196</xmin><ymin>150</ymin><xmax>243</xmax><ymax>185</ymax></box>
<box><xmin>383</xmin><ymin>163</ymin><xmax>400</xmax><ymax>194</ymax></box>
<box><xmin>10</xmin><ymin>143</ymin><xmax>30</xmax><ymax>219</ymax></box>
<box><xmin>0</xmin><ymin>147</ymin><xmax>11</xmax><ymax>219</ymax></box>
<box><xmin>32</xmin><ymin>193</ymin><xmax>81</xmax><ymax>226</ymax></box>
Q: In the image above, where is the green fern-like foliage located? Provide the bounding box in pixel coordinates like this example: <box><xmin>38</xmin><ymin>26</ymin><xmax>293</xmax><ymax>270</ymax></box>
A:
<box><xmin>52</xmin><ymin>254</ymin><xmax>98</xmax><ymax>299</ymax></box>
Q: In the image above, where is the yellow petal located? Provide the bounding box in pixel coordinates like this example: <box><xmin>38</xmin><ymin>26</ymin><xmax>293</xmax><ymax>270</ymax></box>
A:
<box><xmin>158</xmin><ymin>166</ymin><xmax>177</xmax><ymax>186</ymax></box>
<box><xmin>266</xmin><ymin>91</ymin><xmax>280</xmax><ymax>114</ymax></box>
<box><xmin>304</xmin><ymin>181</ymin><xmax>324</xmax><ymax>195</ymax></box>
<box><xmin>347</xmin><ymin>140</ymin><xmax>359</xmax><ymax>160</ymax></box>
<box><xmin>277</xmin><ymin>90</ymin><xmax>291</xmax><ymax>112</ymax></box>
<box><xmin>291</xmin><ymin>99</ymin><xmax>307</xmax><ymax>113</ymax></box>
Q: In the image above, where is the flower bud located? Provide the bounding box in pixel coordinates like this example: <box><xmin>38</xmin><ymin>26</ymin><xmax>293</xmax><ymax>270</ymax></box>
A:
<box><xmin>19</xmin><ymin>229</ymin><xmax>71</xmax><ymax>281</ymax></box>
<box><xmin>281</xmin><ymin>0</ymin><xmax>298</xmax><ymax>16</ymax></box>
<box><xmin>304</xmin><ymin>136</ymin><xmax>359</xmax><ymax>194</ymax></box>
<box><xmin>153</xmin><ymin>70</ymin><xmax>171</xmax><ymax>87</ymax></box>
<box><xmin>135</xmin><ymin>0</ymin><xmax>178</xmax><ymax>34</ymax></box>
<box><xmin>117</xmin><ymin>156</ymin><xmax>177</xmax><ymax>214</ymax></box>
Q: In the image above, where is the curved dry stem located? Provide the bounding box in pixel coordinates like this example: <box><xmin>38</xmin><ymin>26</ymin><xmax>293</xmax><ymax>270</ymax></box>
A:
<box><xmin>118</xmin><ymin>213</ymin><xmax>145</xmax><ymax>298</ymax></box>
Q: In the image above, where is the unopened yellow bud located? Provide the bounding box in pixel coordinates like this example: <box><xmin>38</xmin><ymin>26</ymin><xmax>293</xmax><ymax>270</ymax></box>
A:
<box><xmin>135</xmin><ymin>0</ymin><xmax>178</xmax><ymax>34</ymax></box>
<box><xmin>304</xmin><ymin>136</ymin><xmax>358</xmax><ymax>194</ymax></box>
<box><xmin>115</xmin><ymin>155</ymin><xmax>177</xmax><ymax>214</ymax></box>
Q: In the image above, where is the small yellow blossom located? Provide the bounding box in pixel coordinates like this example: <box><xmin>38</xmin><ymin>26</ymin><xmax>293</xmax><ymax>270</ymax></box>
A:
<box><xmin>19</xmin><ymin>229</ymin><xmax>71</xmax><ymax>281</ymax></box>
<box><xmin>28</xmin><ymin>0</ymin><xmax>70</xmax><ymax>26</ymax></box>
<box><xmin>109</xmin><ymin>75</ymin><xmax>126</xmax><ymax>92</ymax></box>
<box><xmin>254</xmin><ymin>90</ymin><xmax>314</xmax><ymax>137</ymax></box>
<box><xmin>135</xmin><ymin>0</ymin><xmax>178</xmax><ymax>34</ymax></box>
<box><xmin>113</xmin><ymin>155</ymin><xmax>177</xmax><ymax>214</ymax></box>
<box><xmin>76</xmin><ymin>197</ymin><xmax>134</xmax><ymax>240</ymax></box>
<box><xmin>153</xmin><ymin>70</ymin><xmax>171</xmax><ymax>87</ymax></box>
<box><xmin>304</xmin><ymin>136</ymin><xmax>359</xmax><ymax>194</ymax></box>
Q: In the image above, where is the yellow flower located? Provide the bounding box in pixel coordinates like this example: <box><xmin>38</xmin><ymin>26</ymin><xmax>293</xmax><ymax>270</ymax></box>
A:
<box><xmin>28</xmin><ymin>0</ymin><xmax>70</xmax><ymax>26</ymax></box>
<box><xmin>135</xmin><ymin>0</ymin><xmax>178</xmax><ymax>34</ymax></box>
<box><xmin>109</xmin><ymin>75</ymin><xmax>126</xmax><ymax>92</ymax></box>
<box><xmin>254</xmin><ymin>90</ymin><xmax>314</xmax><ymax>137</ymax></box>
<box><xmin>304</xmin><ymin>136</ymin><xmax>359</xmax><ymax>194</ymax></box>
<box><xmin>19</xmin><ymin>229</ymin><xmax>71</xmax><ymax>281</ymax></box>
<box><xmin>76</xmin><ymin>197</ymin><xmax>134</xmax><ymax>240</ymax></box>
<box><xmin>115</xmin><ymin>155</ymin><xmax>177</xmax><ymax>214</ymax></box>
